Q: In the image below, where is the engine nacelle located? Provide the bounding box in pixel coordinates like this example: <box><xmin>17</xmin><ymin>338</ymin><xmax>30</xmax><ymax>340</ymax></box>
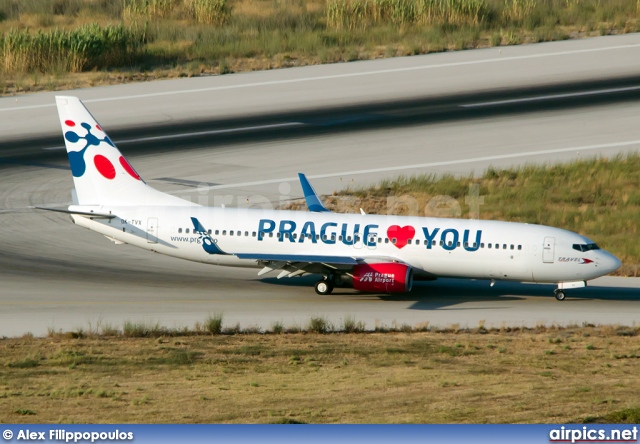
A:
<box><xmin>352</xmin><ymin>263</ymin><xmax>413</xmax><ymax>293</ymax></box>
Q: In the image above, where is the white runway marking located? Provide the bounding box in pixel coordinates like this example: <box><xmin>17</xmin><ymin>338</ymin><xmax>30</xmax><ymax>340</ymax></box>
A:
<box><xmin>3</xmin><ymin>42</ymin><xmax>640</xmax><ymax>112</ymax></box>
<box><xmin>461</xmin><ymin>85</ymin><xmax>640</xmax><ymax>108</ymax></box>
<box><xmin>180</xmin><ymin>138</ymin><xmax>640</xmax><ymax>193</ymax></box>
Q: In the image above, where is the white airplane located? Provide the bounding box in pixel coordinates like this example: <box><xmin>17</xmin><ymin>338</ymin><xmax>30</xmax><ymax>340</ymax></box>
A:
<box><xmin>42</xmin><ymin>96</ymin><xmax>621</xmax><ymax>301</ymax></box>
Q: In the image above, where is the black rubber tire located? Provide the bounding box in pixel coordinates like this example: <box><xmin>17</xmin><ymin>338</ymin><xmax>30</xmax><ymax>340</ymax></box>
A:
<box><xmin>330</xmin><ymin>274</ymin><xmax>344</xmax><ymax>288</ymax></box>
<box><xmin>554</xmin><ymin>290</ymin><xmax>566</xmax><ymax>301</ymax></box>
<box><xmin>315</xmin><ymin>279</ymin><xmax>334</xmax><ymax>295</ymax></box>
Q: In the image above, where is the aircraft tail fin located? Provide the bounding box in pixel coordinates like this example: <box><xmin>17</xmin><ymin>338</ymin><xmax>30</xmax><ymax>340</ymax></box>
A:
<box><xmin>55</xmin><ymin>96</ymin><xmax>192</xmax><ymax>207</ymax></box>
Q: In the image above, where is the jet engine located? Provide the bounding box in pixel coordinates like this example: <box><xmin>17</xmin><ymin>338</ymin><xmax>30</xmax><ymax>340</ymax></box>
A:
<box><xmin>352</xmin><ymin>263</ymin><xmax>413</xmax><ymax>293</ymax></box>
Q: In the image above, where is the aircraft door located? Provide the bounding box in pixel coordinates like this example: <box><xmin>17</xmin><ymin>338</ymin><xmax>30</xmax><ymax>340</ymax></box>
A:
<box><xmin>147</xmin><ymin>217</ymin><xmax>158</xmax><ymax>244</ymax></box>
<box><xmin>366</xmin><ymin>233</ymin><xmax>377</xmax><ymax>250</ymax></box>
<box><xmin>542</xmin><ymin>237</ymin><xmax>555</xmax><ymax>263</ymax></box>
<box><xmin>353</xmin><ymin>233</ymin><xmax>363</xmax><ymax>249</ymax></box>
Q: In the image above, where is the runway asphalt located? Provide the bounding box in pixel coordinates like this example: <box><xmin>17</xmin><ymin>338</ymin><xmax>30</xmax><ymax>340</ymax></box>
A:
<box><xmin>1</xmin><ymin>34</ymin><xmax>639</xmax><ymax>336</ymax></box>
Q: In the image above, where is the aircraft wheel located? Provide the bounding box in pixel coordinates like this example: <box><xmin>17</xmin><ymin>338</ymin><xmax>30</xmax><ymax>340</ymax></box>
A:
<box><xmin>554</xmin><ymin>290</ymin><xmax>566</xmax><ymax>301</ymax></box>
<box><xmin>315</xmin><ymin>279</ymin><xmax>334</xmax><ymax>295</ymax></box>
<box><xmin>330</xmin><ymin>273</ymin><xmax>344</xmax><ymax>288</ymax></box>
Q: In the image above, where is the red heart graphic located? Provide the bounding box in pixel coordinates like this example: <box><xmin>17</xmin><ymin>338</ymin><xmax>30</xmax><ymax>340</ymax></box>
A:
<box><xmin>387</xmin><ymin>225</ymin><xmax>415</xmax><ymax>249</ymax></box>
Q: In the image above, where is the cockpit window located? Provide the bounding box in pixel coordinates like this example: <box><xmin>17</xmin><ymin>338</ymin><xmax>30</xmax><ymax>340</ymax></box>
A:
<box><xmin>572</xmin><ymin>243</ymin><xmax>600</xmax><ymax>252</ymax></box>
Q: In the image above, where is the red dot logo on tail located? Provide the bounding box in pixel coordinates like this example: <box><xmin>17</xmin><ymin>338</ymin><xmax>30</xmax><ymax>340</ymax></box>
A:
<box><xmin>65</xmin><ymin>122</ymin><xmax>115</xmax><ymax>178</ymax></box>
<box><xmin>387</xmin><ymin>225</ymin><xmax>415</xmax><ymax>249</ymax></box>
<box><xmin>119</xmin><ymin>156</ymin><xmax>141</xmax><ymax>180</ymax></box>
<box><xmin>94</xmin><ymin>155</ymin><xmax>116</xmax><ymax>180</ymax></box>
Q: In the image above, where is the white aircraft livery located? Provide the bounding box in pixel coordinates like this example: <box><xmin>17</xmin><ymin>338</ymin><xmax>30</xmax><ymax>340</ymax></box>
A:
<box><xmin>44</xmin><ymin>96</ymin><xmax>621</xmax><ymax>300</ymax></box>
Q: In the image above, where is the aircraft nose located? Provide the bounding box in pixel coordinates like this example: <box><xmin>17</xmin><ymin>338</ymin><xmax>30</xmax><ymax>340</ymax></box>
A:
<box><xmin>600</xmin><ymin>252</ymin><xmax>622</xmax><ymax>274</ymax></box>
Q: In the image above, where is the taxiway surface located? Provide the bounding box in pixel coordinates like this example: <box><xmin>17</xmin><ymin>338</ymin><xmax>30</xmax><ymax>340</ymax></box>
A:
<box><xmin>1</xmin><ymin>34</ymin><xmax>639</xmax><ymax>336</ymax></box>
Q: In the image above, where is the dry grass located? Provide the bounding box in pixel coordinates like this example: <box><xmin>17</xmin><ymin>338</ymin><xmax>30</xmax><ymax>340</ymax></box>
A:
<box><xmin>1</xmin><ymin>325</ymin><xmax>639</xmax><ymax>423</ymax></box>
<box><xmin>1</xmin><ymin>0</ymin><xmax>640</xmax><ymax>95</ymax></box>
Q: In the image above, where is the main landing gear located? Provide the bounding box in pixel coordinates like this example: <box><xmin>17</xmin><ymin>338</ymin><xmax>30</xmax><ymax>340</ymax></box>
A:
<box><xmin>315</xmin><ymin>278</ymin><xmax>334</xmax><ymax>295</ymax></box>
<box><xmin>554</xmin><ymin>289</ymin><xmax>566</xmax><ymax>301</ymax></box>
<box><xmin>314</xmin><ymin>273</ymin><xmax>344</xmax><ymax>295</ymax></box>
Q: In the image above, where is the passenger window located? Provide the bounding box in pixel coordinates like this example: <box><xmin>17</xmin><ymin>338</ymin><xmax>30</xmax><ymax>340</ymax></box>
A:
<box><xmin>473</xmin><ymin>243</ymin><xmax>477</xmax><ymax>248</ymax></box>
<box><xmin>186</xmin><ymin>228</ymin><xmax>190</xmax><ymax>234</ymax></box>
<box><xmin>215</xmin><ymin>230</ymin><xmax>219</xmax><ymax>235</ymax></box>
<box><xmin>456</xmin><ymin>242</ymin><xmax>460</xmax><ymax>247</ymax></box>
<box><xmin>331</xmin><ymin>234</ymin><xmax>336</xmax><ymax>241</ymax></box>
<box><xmin>510</xmin><ymin>245</ymin><xmax>514</xmax><ymax>250</ymax></box>
<box><xmin>415</xmin><ymin>239</ymin><xmax>420</xmax><ymax>245</ymax></box>
<box><xmin>392</xmin><ymin>238</ymin><xmax>397</xmax><ymax>244</ymax></box>
<box><xmin>503</xmin><ymin>244</ymin><xmax>507</xmax><ymax>249</ymax></box>
<box><xmin>378</xmin><ymin>237</ymin><xmax>382</xmax><ymax>243</ymax></box>
<box><xmin>495</xmin><ymin>244</ymin><xmax>499</xmax><ymax>249</ymax></box>
<box><xmin>322</xmin><ymin>235</ymin><xmax>327</xmax><ymax>241</ymax></box>
<box><xmin>347</xmin><ymin>236</ymin><xmax>352</xmax><ymax>242</ymax></box>
<box><xmin>269</xmin><ymin>232</ymin><xmax>273</xmax><ymax>237</ymax></box>
<box><xmin>245</xmin><ymin>231</ymin><xmax>249</xmax><ymax>236</ymax></box>
<box><xmin>230</xmin><ymin>231</ymin><xmax>234</xmax><ymax>236</ymax></box>
<box><xmin>518</xmin><ymin>245</ymin><xmax>522</xmax><ymax>250</ymax></box>
<box><xmin>385</xmin><ymin>238</ymin><xmax>389</xmax><ymax>244</ymax></box>
<box><xmin>207</xmin><ymin>229</ymin><xmax>212</xmax><ymax>235</ymax></box>
<box><xmin>252</xmin><ymin>232</ymin><xmax>256</xmax><ymax>237</ymax></box>
<box><xmin>339</xmin><ymin>235</ymin><xmax>343</xmax><ymax>241</ymax></box>
<box><xmin>440</xmin><ymin>240</ymin><xmax>444</xmax><ymax>246</ymax></box>
<box><xmin>407</xmin><ymin>239</ymin><xmax>412</xmax><ymax>245</ymax></box>
<box><xmin>292</xmin><ymin>233</ymin><xmax>297</xmax><ymax>239</ymax></box>
<box><xmin>481</xmin><ymin>243</ymin><xmax>484</xmax><ymax>248</ymax></box>
<box><xmin>178</xmin><ymin>228</ymin><xmax>182</xmax><ymax>233</ymax></box>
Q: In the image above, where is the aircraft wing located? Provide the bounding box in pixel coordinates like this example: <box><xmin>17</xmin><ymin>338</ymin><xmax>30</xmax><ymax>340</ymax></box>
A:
<box><xmin>235</xmin><ymin>252</ymin><xmax>403</xmax><ymax>278</ymax></box>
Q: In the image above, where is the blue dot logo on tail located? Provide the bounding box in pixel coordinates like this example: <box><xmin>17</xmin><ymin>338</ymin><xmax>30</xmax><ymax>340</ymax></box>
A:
<box><xmin>191</xmin><ymin>217</ymin><xmax>229</xmax><ymax>255</ymax></box>
<box><xmin>64</xmin><ymin>121</ymin><xmax>115</xmax><ymax>177</ymax></box>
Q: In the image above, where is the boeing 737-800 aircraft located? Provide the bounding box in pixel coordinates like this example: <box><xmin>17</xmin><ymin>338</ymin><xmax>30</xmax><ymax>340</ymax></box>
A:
<box><xmin>42</xmin><ymin>96</ymin><xmax>621</xmax><ymax>300</ymax></box>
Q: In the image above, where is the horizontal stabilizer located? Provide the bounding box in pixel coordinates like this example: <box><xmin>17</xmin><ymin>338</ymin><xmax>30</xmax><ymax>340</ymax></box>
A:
<box><xmin>35</xmin><ymin>206</ymin><xmax>116</xmax><ymax>219</ymax></box>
